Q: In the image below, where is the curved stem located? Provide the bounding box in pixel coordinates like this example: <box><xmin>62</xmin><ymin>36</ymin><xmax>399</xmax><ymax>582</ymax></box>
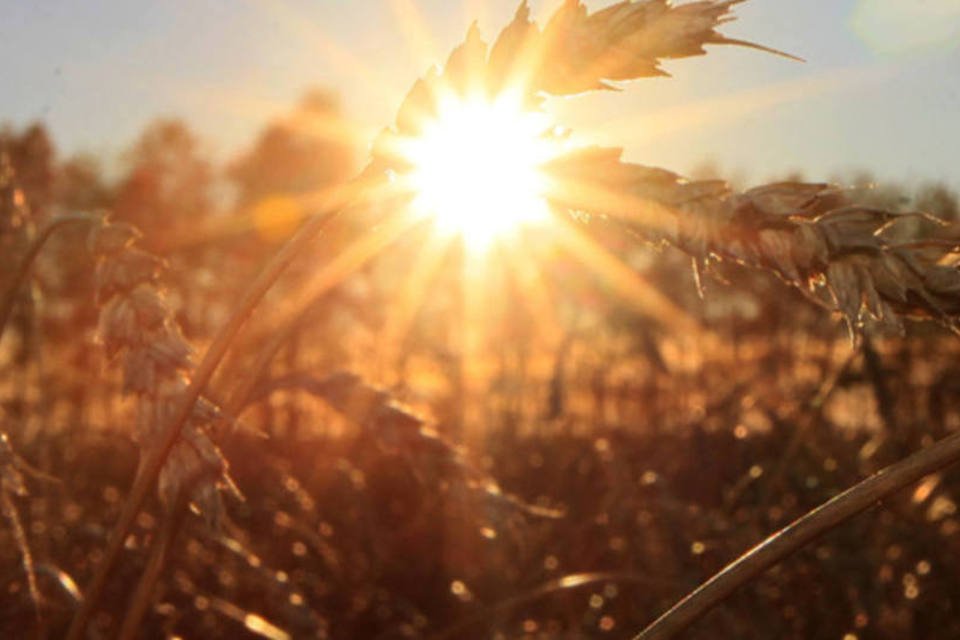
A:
<box><xmin>0</xmin><ymin>213</ymin><xmax>94</xmax><ymax>343</ymax></box>
<box><xmin>2</xmin><ymin>489</ymin><xmax>43</xmax><ymax>639</ymax></box>
<box><xmin>224</xmin><ymin>206</ymin><xmax>419</xmax><ymax>418</ymax></box>
<box><xmin>226</xmin><ymin>304</ymin><xmax>313</xmax><ymax>417</ymax></box>
<box><xmin>430</xmin><ymin>572</ymin><xmax>684</xmax><ymax>640</ymax></box>
<box><xmin>634</xmin><ymin>428</ymin><xmax>960</xmax><ymax>640</ymax></box>
<box><xmin>116</xmin><ymin>499</ymin><xmax>187</xmax><ymax>640</ymax></box>
<box><xmin>65</xmin><ymin>203</ymin><xmax>347</xmax><ymax>640</ymax></box>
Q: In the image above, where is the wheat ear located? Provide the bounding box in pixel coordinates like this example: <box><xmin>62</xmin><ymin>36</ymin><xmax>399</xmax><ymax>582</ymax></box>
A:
<box><xmin>547</xmin><ymin>148</ymin><xmax>960</xmax><ymax>337</ymax></box>
<box><xmin>66</xmin><ymin>173</ymin><xmax>376</xmax><ymax>640</ymax></box>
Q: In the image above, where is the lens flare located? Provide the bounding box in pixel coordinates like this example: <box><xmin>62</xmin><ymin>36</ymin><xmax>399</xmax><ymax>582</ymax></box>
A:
<box><xmin>401</xmin><ymin>93</ymin><xmax>556</xmax><ymax>249</ymax></box>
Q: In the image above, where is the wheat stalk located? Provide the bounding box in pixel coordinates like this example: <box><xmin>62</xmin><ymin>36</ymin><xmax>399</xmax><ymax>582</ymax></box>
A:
<box><xmin>0</xmin><ymin>211</ymin><xmax>94</xmax><ymax>342</ymax></box>
<box><xmin>546</xmin><ymin>148</ymin><xmax>960</xmax><ymax>338</ymax></box>
<box><xmin>53</xmin><ymin>2</ymin><xmax>960</xmax><ymax>637</ymax></box>
<box><xmin>0</xmin><ymin>156</ymin><xmax>88</xmax><ymax>637</ymax></box>
<box><xmin>376</xmin><ymin>1</ymin><xmax>960</xmax><ymax>340</ymax></box>
<box><xmin>633</xmin><ymin>428</ymin><xmax>960</xmax><ymax>639</ymax></box>
<box><xmin>89</xmin><ymin>215</ymin><xmax>241</xmax><ymax>523</ymax></box>
<box><xmin>254</xmin><ymin>370</ymin><xmax>565</xmax><ymax>519</ymax></box>
<box><xmin>0</xmin><ymin>432</ymin><xmax>41</xmax><ymax>635</ymax></box>
<box><xmin>367</xmin><ymin>3</ymin><xmax>960</xmax><ymax>638</ymax></box>
<box><xmin>370</xmin><ymin>0</ymin><xmax>795</xmax><ymax>170</ymax></box>
<box><xmin>0</xmin><ymin>161</ymin><xmax>232</xmax><ymax>633</ymax></box>
<box><xmin>65</xmin><ymin>173</ymin><xmax>375</xmax><ymax>640</ymax></box>
<box><xmin>507</xmin><ymin>0</ymin><xmax>799</xmax><ymax>96</ymax></box>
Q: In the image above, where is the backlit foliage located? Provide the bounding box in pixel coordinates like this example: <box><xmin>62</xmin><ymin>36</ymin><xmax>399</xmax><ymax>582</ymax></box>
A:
<box><xmin>2</xmin><ymin>2</ymin><xmax>959</xmax><ymax>639</ymax></box>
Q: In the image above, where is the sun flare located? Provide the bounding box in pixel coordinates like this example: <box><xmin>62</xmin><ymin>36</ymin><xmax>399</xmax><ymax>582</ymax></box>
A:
<box><xmin>401</xmin><ymin>94</ymin><xmax>557</xmax><ymax>249</ymax></box>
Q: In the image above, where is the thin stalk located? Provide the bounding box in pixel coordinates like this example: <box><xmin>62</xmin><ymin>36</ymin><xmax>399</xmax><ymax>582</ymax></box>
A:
<box><xmin>0</xmin><ymin>213</ymin><xmax>94</xmax><ymax>343</ymax></box>
<box><xmin>65</xmin><ymin>203</ymin><xmax>346</xmax><ymax>640</ymax></box>
<box><xmin>226</xmin><ymin>302</ymin><xmax>313</xmax><ymax>417</ymax></box>
<box><xmin>634</xmin><ymin>427</ymin><xmax>960</xmax><ymax>640</ymax></box>
<box><xmin>2</xmin><ymin>489</ymin><xmax>43</xmax><ymax>640</ymax></box>
<box><xmin>116</xmin><ymin>497</ymin><xmax>187</xmax><ymax>640</ymax></box>
<box><xmin>224</xmin><ymin>206</ymin><xmax>419</xmax><ymax>418</ymax></box>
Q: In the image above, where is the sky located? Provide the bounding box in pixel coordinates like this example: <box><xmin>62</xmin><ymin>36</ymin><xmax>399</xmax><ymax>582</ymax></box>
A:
<box><xmin>1</xmin><ymin>0</ymin><xmax>959</xmax><ymax>187</ymax></box>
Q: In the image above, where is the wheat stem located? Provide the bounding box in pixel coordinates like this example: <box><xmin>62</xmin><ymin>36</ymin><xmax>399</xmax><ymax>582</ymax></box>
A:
<box><xmin>1</xmin><ymin>489</ymin><xmax>43</xmax><ymax>639</ymax></box>
<box><xmin>116</xmin><ymin>496</ymin><xmax>187</xmax><ymax>640</ymax></box>
<box><xmin>0</xmin><ymin>213</ymin><xmax>94</xmax><ymax>343</ymax></box>
<box><xmin>634</xmin><ymin>428</ymin><xmax>960</xmax><ymax>640</ymax></box>
<box><xmin>65</xmin><ymin>205</ymin><xmax>343</xmax><ymax>640</ymax></box>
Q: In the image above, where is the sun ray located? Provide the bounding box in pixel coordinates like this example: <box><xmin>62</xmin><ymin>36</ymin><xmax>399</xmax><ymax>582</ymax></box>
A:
<box><xmin>290</xmin><ymin>209</ymin><xmax>421</xmax><ymax>311</ymax></box>
<box><xmin>546</xmin><ymin>169</ymin><xmax>680</xmax><ymax>238</ymax></box>
<box><xmin>377</xmin><ymin>227</ymin><xmax>461</xmax><ymax>378</ymax></box>
<box><xmin>149</xmin><ymin>173</ymin><xmax>381</xmax><ymax>255</ymax></box>
<box><xmin>240</xmin><ymin>205</ymin><xmax>426</xmax><ymax>386</ymax></box>
<box><xmin>387</xmin><ymin>0</ymin><xmax>442</xmax><ymax>69</ymax></box>
<box><xmin>485</xmin><ymin>5</ymin><xmax>555</xmax><ymax>98</ymax></box>
<box><xmin>565</xmin><ymin>63</ymin><xmax>898</xmax><ymax>148</ymax></box>
<box><xmin>550</xmin><ymin>217</ymin><xmax>713</xmax><ymax>345</ymax></box>
<box><xmin>166</xmin><ymin>84</ymin><xmax>291</xmax><ymax>125</ymax></box>
<box><xmin>394</xmin><ymin>91</ymin><xmax>560</xmax><ymax>251</ymax></box>
<box><xmin>253</xmin><ymin>0</ymin><xmax>397</xmax><ymax>94</ymax></box>
<box><xmin>168</xmin><ymin>82</ymin><xmax>371</xmax><ymax>156</ymax></box>
<box><xmin>286</xmin><ymin>104</ymin><xmax>373</xmax><ymax>149</ymax></box>
<box><xmin>498</xmin><ymin>235</ymin><xmax>567</xmax><ymax>350</ymax></box>
<box><xmin>460</xmin><ymin>0</ymin><xmax>490</xmax><ymax>35</ymax></box>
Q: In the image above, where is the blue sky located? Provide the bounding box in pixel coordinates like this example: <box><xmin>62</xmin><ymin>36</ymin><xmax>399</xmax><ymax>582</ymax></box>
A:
<box><xmin>2</xmin><ymin>0</ymin><xmax>959</xmax><ymax>187</ymax></box>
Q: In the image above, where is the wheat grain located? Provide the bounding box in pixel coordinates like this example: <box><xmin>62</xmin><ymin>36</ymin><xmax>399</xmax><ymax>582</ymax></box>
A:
<box><xmin>544</xmin><ymin>147</ymin><xmax>960</xmax><ymax>337</ymax></box>
<box><xmin>89</xmin><ymin>215</ymin><xmax>238</xmax><ymax>525</ymax></box>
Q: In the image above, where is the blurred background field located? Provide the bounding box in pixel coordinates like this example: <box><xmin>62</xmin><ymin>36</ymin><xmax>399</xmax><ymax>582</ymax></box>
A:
<box><xmin>3</xmin><ymin>1</ymin><xmax>960</xmax><ymax>637</ymax></box>
<box><xmin>3</xmin><ymin>108</ymin><xmax>960</xmax><ymax>637</ymax></box>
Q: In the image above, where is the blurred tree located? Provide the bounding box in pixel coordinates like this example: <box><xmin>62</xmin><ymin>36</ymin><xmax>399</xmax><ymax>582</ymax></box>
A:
<box><xmin>0</xmin><ymin>154</ymin><xmax>28</xmax><ymax>240</ymax></box>
<box><xmin>55</xmin><ymin>154</ymin><xmax>113</xmax><ymax>212</ymax></box>
<box><xmin>0</xmin><ymin>154</ymin><xmax>37</xmax><ymax>426</ymax></box>
<box><xmin>114</xmin><ymin>119</ymin><xmax>213</xmax><ymax>253</ymax></box>
<box><xmin>0</xmin><ymin>122</ymin><xmax>56</xmax><ymax>218</ymax></box>
<box><xmin>229</xmin><ymin>88</ymin><xmax>355</xmax><ymax>210</ymax></box>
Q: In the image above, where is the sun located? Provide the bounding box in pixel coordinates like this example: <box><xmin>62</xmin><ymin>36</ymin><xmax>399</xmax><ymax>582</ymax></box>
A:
<box><xmin>400</xmin><ymin>93</ymin><xmax>557</xmax><ymax>250</ymax></box>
